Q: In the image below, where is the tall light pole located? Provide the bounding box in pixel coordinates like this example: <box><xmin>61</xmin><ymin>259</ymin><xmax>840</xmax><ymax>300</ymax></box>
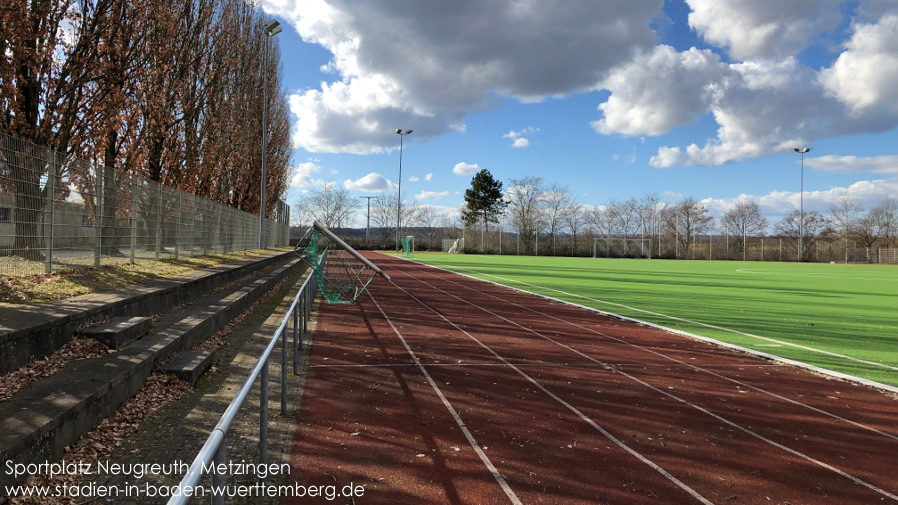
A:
<box><xmin>395</xmin><ymin>129</ymin><xmax>412</xmax><ymax>253</ymax></box>
<box><xmin>794</xmin><ymin>147</ymin><xmax>810</xmax><ymax>261</ymax></box>
<box><xmin>259</xmin><ymin>20</ymin><xmax>282</xmax><ymax>249</ymax></box>
<box><xmin>359</xmin><ymin>196</ymin><xmax>375</xmax><ymax>239</ymax></box>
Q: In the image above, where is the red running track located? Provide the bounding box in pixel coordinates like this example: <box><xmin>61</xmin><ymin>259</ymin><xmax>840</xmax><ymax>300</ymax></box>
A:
<box><xmin>287</xmin><ymin>254</ymin><xmax>898</xmax><ymax>505</ymax></box>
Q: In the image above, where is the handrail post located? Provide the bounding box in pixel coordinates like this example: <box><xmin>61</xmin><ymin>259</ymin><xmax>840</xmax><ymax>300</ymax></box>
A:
<box><xmin>293</xmin><ymin>300</ymin><xmax>299</xmax><ymax>374</ymax></box>
<box><xmin>280</xmin><ymin>326</ymin><xmax>287</xmax><ymax>416</ymax></box>
<box><xmin>259</xmin><ymin>359</ymin><xmax>269</xmax><ymax>484</ymax></box>
<box><xmin>211</xmin><ymin>441</ymin><xmax>226</xmax><ymax>505</ymax></box>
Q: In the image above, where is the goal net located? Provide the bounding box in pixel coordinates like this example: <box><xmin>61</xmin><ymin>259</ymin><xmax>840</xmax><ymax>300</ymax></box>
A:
<box><xmin>867</xmin><ymin>248</ymin><xmax>898</xmax><ymax>264</ymax></box>
<box><xmin>401</xmin><ymin>236</ymin><xmax>415</xmax><ymax>258</ymax></box>
<box><xmin>593</xmin><ymin>238</ymin><xmax>652</xmax><ymax>259</ymax></box>
<box><xmin>294</xmin><ymin>221</ymin><xmax>390</xmax><ymax>303</ymax></box>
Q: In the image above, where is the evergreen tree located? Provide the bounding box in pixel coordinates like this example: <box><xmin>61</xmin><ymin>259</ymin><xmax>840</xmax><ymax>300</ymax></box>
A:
<box><xmin>463</xmin><ymin>169</ymin><xmax>508</xmax><ymax>249</ymax></box>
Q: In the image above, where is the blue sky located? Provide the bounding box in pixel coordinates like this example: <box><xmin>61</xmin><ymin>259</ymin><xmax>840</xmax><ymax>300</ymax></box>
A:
<box><xmin>263</xmin><ymin>0</ymin><xmax>898</xmax><ymax>226</ymax></box>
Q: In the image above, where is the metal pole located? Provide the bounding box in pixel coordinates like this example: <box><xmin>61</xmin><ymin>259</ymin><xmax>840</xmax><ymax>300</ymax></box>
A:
<box><xmin>259</xmin><ymin>360</ymin><xmax>269</xmax><ymax>483</ymax></box>
<box><xmin>45</xmin><ymin>155</ymin><xmax>57</xmax><ymax>274</ymax></box>
<box><xmin>396</xmin><ymin>133</ymin><xmax>403</xmax><ymax>253</ymax></box>
<box><xmin>799</xmin><ymin>152</ymin><xmax>804</xmax><ymax>261</ymax></box>
<box><xmin>360</xmin><ymin>196</ymin><xmax>374</xmax><ymax>240</ymax></box>
<box><xmin>293</xmin><ymin>301</ymin><xmax>299</xmax><ymax>374</ymax></box>
<box><xmin>130</xmin><ymin>175</ymin><xmax>138</xmax><ymax>264</ymax></box>
<box><xmin>211</xmin><ymin>442</ymin><xmax>226</xmax><ymax>505</ymax></box>
<box><xmin>280</xmin><ymin>326</ymin><xmax>287</xmax><ymax>416</ymax></box>
<box><xmin>260</xmin><ymin>33</ymin><xmax>270</xmax><ymax>250</ymax></box>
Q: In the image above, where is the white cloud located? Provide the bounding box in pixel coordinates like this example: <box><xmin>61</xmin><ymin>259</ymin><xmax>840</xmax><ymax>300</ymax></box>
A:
<box><xmin>453</xmin><ymin>162</ymin><xmax>481</xmax><ymax>175</ymax></box>
<box><xmin>425</xmin><ymin>172</ymin><xmax>433</xmax><ymax>181</ymax></box>
<box><xmin>503</xmin><ymin>126</ymin><xmax>538</xmax><ymax>147</ymax></box>
<box><xmin>805</xmin><ymin>155</ymin><xmax>898</xmax><ymax>174</ymax></box>
<box><xmin>685</xmin><ymin>0</ymin><xmax>843</xmax><ymax>60</ymax></box>
<box><xmin>819</xmin><ymin>14</ymin><xmax>898</xmax><ymax>114</ymax></box>
<box><xmin>409</xmin><ymin>176</ymin><xmax>420</xmax><ymax>182</ymax></box>
<box><xmin>701</xmin><ymin>177</ymin><xmax>898</xmax><ymax>219</ymax></box>
<box><xmin>663</xmin><ymin>191</ymin><xmax>684</xmax><ymax>199</ymax></box>
<box><xmin>342</xmin><ymin>172</ymin><xmax>398</xmax><ymax>192</ymax></box>
<box><xmin>593</xmin><ymin>46</ymin><xmax>727</xmax><ymax>137</ymax></box>
<box><xmin>512</xmin><ymin>138</ymin><xmax>530</xmax><ymax>148</ymax></box>
<box><xmin>290</xmin><ymin>162</ymin><xmax>326</xmax><ymax>188</ymax></box>
<box><xmin>415</xmin><ymin>190</ymin><xmax>449</xmax><ymax>201</ymax></box>
<box><xmin>268</xmin><ymin>0</ymin><xmax>662</xmax><ymax>153</ymax></box>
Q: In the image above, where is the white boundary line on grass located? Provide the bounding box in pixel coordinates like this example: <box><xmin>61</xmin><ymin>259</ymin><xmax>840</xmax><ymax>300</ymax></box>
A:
<box><xmin>367</xmin><ymin>292</ymin><xmax>524</xmax><ymax>505</ymax></box>
<box><xmin>397</xmin><ymin>256</ymin><xmax>898</xmax><ymax>395</ymax></box>
<box><xmin>393</xmin><ymin>266</ymin><xmax>898</xmax><ymax>501</ymax></box>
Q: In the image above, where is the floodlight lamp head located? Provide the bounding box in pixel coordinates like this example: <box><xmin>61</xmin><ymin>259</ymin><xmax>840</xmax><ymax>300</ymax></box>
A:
<box><xmin>265</xmin><ymin>20</ymin><xmax>282</xmax><ymax>36</ymax></box>
<box><xmin>794</xmin><ymin>147</ymin><xmax>810</xmax><ymax>154</ymax></box>
<box><xmin>395</xmin><ymin>129</ymin><xmax>402</xmax><ymax>134</ymax></box>
<box><xmin>405</xmin><ymin>129</ymin><xmax>413</xmax><ymax>134</ymax></box>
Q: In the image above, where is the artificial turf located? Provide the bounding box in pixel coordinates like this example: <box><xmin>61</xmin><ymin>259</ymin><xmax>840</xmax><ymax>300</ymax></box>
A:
<box><xmin>407</xmin><ymin>253</ymin><xmax>898</xmax><ymax>387</ymax></box>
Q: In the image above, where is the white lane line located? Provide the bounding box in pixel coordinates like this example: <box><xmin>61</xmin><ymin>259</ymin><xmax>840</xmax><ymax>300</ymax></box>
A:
<box><xmin>376</xmin><ymin>280</ymin><xmax>715</xmax><ymax>505</ymax></box>
<box><xmin>418</xmin><ymin>261</ymin><xmax>898</xmax><ymax>373</ymax></box>
<box><xmin>393</xmin><ymin>264</ymin><xmax>898</xmax><ymax>502</ymax></box>
<box><xmin>417</xmin><ymin>267</ymin><xmax>898</xmax><ymax>444</ymax></box>
<box><xmin>366</xmin><ymin>292</ymin><xmax>523</xmax><ymax>505</ymax></box>
<box><xmin>308</xmin><ymin>363</ymin><xmax>782</xmax><ymax>369</ymax></box>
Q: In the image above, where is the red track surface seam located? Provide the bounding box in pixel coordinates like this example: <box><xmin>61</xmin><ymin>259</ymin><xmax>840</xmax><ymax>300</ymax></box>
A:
<box><xmin>288</xmin><ymin>254</ymin><xmax>898</xmax><ymax>505</ymax></box>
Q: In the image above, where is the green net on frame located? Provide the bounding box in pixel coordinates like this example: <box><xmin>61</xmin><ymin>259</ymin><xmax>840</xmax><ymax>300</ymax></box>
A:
<box><xmin>401</xmin><ymin>236</ymin><xmax>414</xmax><ymax>258</ymax></box>
<box><xmin>294</xmin><ymin>222</ymin><xmax>388</xmax><ymax>304</ymax></box>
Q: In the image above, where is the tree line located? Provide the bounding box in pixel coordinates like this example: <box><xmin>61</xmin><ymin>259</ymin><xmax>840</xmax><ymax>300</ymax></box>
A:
<box><xmin>295</xmin><ymin>171</ymin><xmax>898</xmax><ymax>262</ymax></box>
<box><xmin>1</xmin><ymin>0</ymin><xmax>291</xmax><ymax>258</ymax></box>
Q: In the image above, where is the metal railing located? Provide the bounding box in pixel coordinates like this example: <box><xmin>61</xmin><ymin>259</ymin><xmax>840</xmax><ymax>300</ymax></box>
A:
<box><xmin>167</xmin><ymin>251</ymin><xmax>322</xmax><ymax>505</ymax></box>
<box><xmin>0</xmin><ymin>132</ymin><xmax>289</xmax><ymax>277</ymax></box>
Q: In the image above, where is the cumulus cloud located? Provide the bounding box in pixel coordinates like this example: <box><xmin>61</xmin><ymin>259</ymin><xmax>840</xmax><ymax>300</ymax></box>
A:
<box><xmin>343</xmin><ymin>172</ymin><xmax>398</xmax><ymax>192</ymax></box>
<box><xmin>699</xmin><ymin>177</ymin><xmax>898</xmax><ymax>219</ymax></box>
<box><xmin>805</xmin><ymin>155</ymin><xmax>898</xmax><ymax>174</ymax></box>
<box><xmin>512</xmin><ymin>138</ymin><xmax>530</xmax><ymax>148</ymax></box>
<box><xmin>290</xmin><ymin>162</ymin><xmax>326</xmax><ymax>188</ymax></box>
<box><xmin>425</xmin><ymin>172</ymin><xmax>433</xmax><ymax>181</ymax></box>
<box><xmin>503</xmin><ymin>126</ymin><xmax>538</xmax><ymax>147</ymax></box>
<box><xmin>685</xmin><ymin>0</ymin><xmax>843</xmax><ymax>60</ymax></box>
<box><xmin>640</xmin><ymin>54</ymin><xmax>898</xmax><ymax>168</ymax></box>
<box><xmin>593</xmin><ymin>45</ymin><xmax>727</xmax><ymax>136</ymax></box>
<box><xmin>415</xmin><ymin>190</ymin><xmax>449</xmax><ymax>201</ymax></box>
<box><xmin>409</xmin><ymin>176</ymin><xmax>420</xmax><ymax>182</ymax></box>
<box><xmin>267</xmin><ymin>0</ymin><xmax>662</xmax><ymax>153</ymax></box>
<box><xmin>453</xmin><ymin>162</ymin><xmax>481</xmax><ymax>175</ymax></box>
<box><xmin>819</xmin><ymin>14</ymin><xmax>898</xmax><ymax>114</ymax></box>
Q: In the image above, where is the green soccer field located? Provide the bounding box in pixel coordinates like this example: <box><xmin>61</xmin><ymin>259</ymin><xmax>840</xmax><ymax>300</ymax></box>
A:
<box><xmin>406</xmin><ymin>253</ymin><xmax>898</xmax><ymax>387</ymax></box>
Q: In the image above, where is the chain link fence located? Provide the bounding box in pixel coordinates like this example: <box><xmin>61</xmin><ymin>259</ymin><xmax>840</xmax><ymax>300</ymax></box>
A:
<box><xmin>0</xmin><ymin>132</ymin><xmax>289</xmax><ymax>277</ymax></box>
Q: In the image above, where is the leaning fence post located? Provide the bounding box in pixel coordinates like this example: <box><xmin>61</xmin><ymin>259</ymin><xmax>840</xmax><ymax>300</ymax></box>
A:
<box><xmin>259</xmin><ymin>359</ymin><xmax>269</xmax><ymax>484</ymax></box>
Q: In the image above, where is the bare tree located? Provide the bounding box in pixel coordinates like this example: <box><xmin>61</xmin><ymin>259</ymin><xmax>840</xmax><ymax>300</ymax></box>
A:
<box><xmin>663</xmin><ymin>197</ymin><xmax>714</xmax><ymax>258</ymax></box>
<box><xmin>774</xmin><ymin>210</ymin><xmax>829</xmax><ymax>260</ymax></box>
<box><xmin>563</xmin><ymin>203</ymin><xmax>585</xmax><ymax>255</ymax></box>
<box><xmin>722</xmin><ymin>199</ymin><xmax>768</xmax><ymax>260</ymax></box>
<box><xmin>506</xmin><ymin>176</ymin><xmax>546</xmax><ymax>254</ymax></box>
<box><xmin>543</xmin><ymin>183</ymin><xmax>574</xmax><ymax>255</ymax></box>
<box><xmin>417</xmin><ymin>205</ymin><xmax>447</xmax><ymax>249</ymax></box>
<box><xmin>828</xmin><ymin>194</ymin><xmax>864</xmax><ymax>262</ymax></box>
<box><xmin>294</xmin><ymin>181</ymin><xmax>359</xmax><ymax>231</ymax></box>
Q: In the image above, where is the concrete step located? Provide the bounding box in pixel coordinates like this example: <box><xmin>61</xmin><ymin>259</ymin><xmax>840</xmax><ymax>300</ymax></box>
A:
<box><xmin>77</xmin><ymin>316</ymin><xmax>152</xmax><ymax>349</ymax></box>
<box><xmin>0</xmin><ymin>250</ymin><xmax>294</xmax><ymax>376</ymax></box>
<box><xmin>0</xmin><ymin>256</ymin><xmax>304</xmax><ymax>490</ymax></box>
<box><xmin>161</xmin><ymin>350</ymin><xmax>216</xmax><ymax>386</ymax></box>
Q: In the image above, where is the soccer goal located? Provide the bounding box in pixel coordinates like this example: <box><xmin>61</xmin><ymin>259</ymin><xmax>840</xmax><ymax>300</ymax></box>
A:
<box><xmin>867</xmin><ymin>248</ymin><xmax>898</xmax><ymax>264</ymax></box>
<box><xmin>593</xmin><ymin>237</ymin><xmax>652</xmax><ymax>259</ymax></box>
<box><xmin>402</xmin><ymin>236</ymin><xmax>415</xmax><ymax>258</ymax></box>
<box><xmin>294</xmin><ymin>221</ymin><xmax>390</xmax><ymax>303</ymax></box>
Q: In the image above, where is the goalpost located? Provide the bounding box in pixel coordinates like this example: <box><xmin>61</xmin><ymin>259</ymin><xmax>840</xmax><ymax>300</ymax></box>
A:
<box><xmin>294</xmin><ymin>221</ymin><xmax>390</xmax><ymax>303</ymax></box>
<box><xmin>593</xmin><ymin>237</ymin><xmax>652</xmax><ymax>259</ymax></box>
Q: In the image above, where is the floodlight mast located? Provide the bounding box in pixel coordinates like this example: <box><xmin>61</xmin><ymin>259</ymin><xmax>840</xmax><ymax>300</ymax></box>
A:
<box><xmin>395</xmin><ymin>129</ymin><xmax>412</xmax><ymax>254</ymax></box>
<box><xmin>259</xmin><ymin>19</ymin><xmax>281</xmax><ymax>249</ymax></box>
<box><xmin>794</xmin><ymin>147</ymin><xmax>810</xmax><ymax>261</ymax></box>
